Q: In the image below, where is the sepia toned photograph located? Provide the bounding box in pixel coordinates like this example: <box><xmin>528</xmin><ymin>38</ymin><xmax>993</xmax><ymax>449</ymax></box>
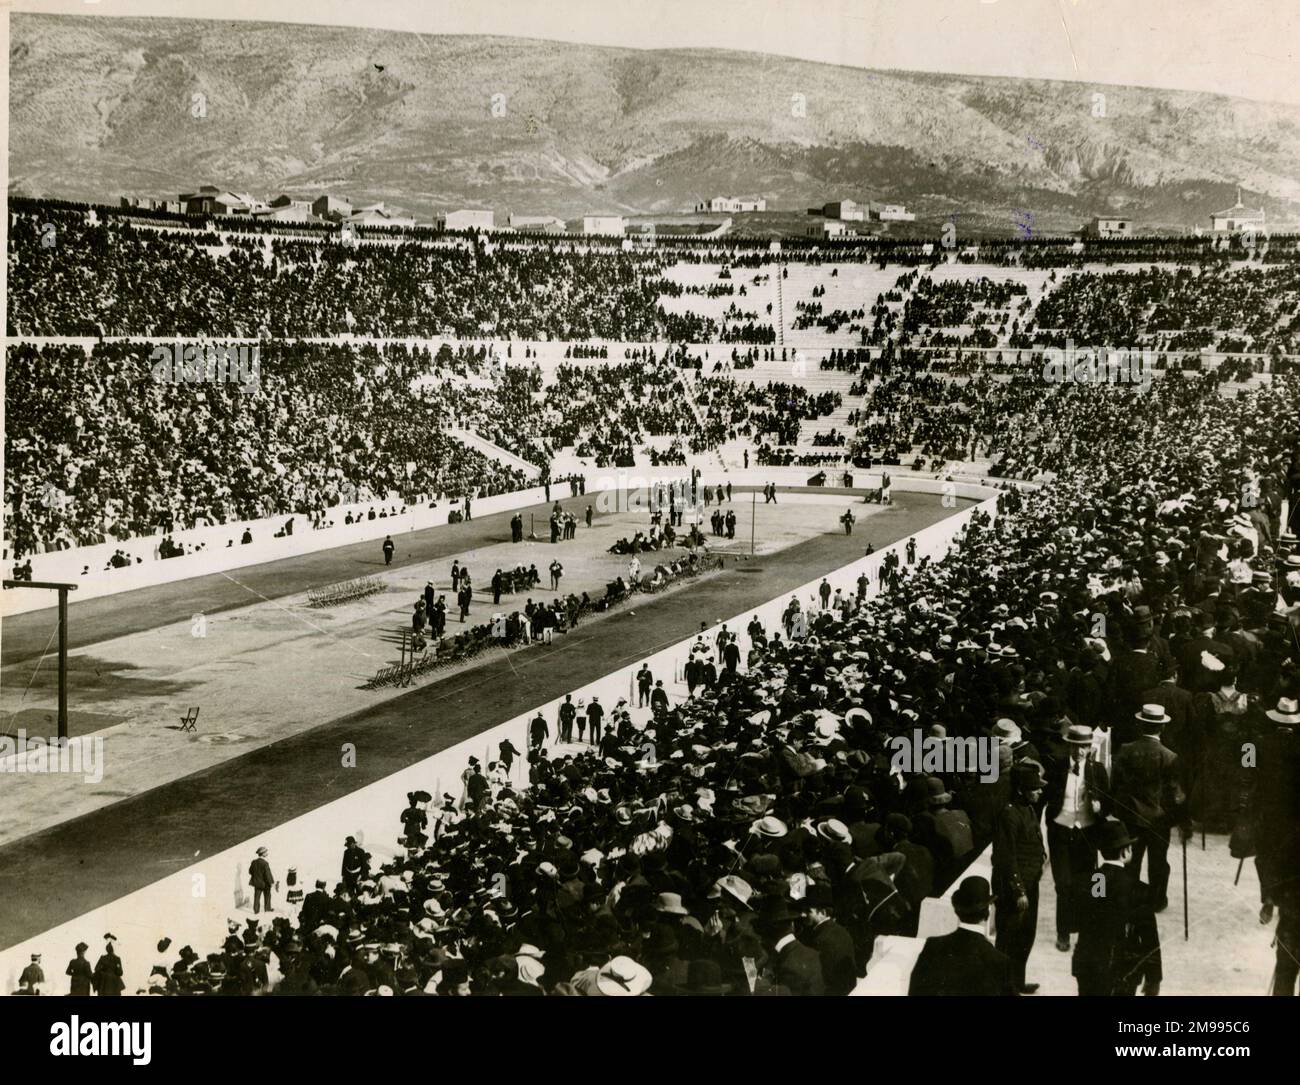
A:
<box><xmin>0</xmin><ymin>0</ymin><xmax>1297</xmax><ymax>1046</ymax></box>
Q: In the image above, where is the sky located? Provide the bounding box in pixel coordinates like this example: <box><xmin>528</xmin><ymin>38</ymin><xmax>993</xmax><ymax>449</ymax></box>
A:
<box><xmin>7</xmin><ymin>0</ymin><xmax>1300</xmax><ymax>105</ymax></box>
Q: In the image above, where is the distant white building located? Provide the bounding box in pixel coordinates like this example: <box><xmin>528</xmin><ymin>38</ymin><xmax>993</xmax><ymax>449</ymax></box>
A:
<box><xmin>694</xmin><ymin>195</ymin><xmax>766</xmax><ymax>213</ymax></box>
<box><xmin>807</xmin><ymin>221</ymin><xmax>848</xmax><ymax>238</ymax></box>
<box><xmin>509</xmin><ymin>213</ymin><xmax>566</xmax><ymax>234</ymax></box>
<box><xmin>870</xmin><ymin>202</ymin><xmax>915</xmax><ymax>222</ymax></box>
<box><xmin>572</xmin><ymin>215</ymin><xmax>625</xmax><ymax>236</ymax></box>
<box><xmin>1083</xmin><ymin>216</ymin><xmax>1134</xmax><ymax>239</ymax></box>
<box><xmin>438</xmin><ymin>209</ymin><xmax>495</xmax><ymax>232</ymax></box>
<box><xmin>1211</xmin><ymin>189</ymin><xmax>1265</xmax><ymax>232</ymax></box>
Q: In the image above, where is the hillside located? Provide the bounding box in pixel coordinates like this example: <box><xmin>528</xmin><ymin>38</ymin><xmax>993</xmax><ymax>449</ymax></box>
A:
<box><xmin>9</xmin><ymin>13</ymin><xmax>1300</xmax><ymax>230</ymax></box>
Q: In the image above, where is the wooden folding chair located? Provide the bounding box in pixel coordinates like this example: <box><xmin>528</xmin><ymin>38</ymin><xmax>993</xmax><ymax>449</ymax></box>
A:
<box><xmin>180</xmin><ymin>706</ymin><xmax>200</xmax><ymax>732</ymax></box>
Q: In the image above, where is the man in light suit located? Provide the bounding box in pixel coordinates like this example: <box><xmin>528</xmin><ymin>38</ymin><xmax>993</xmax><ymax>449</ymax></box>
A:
<box><xmin>908</xmin><ymin>876</ymin><xmax>1016</xmax><ymax>996</ymax></box>
<box><xmin>1045</xmin><ymin>723</ymin><xmax>1111</xmax><ymax>952</ymax></box>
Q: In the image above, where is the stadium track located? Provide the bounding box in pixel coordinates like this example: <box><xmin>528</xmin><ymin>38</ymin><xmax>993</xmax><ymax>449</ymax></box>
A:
<box><xmin>0</xmin><ymin>491</ymin><xmax>966</xmax><ymax>947</ymax></box>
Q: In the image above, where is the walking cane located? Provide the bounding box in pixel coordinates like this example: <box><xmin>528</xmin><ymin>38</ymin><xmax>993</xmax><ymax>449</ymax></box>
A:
<box><xmin>1234</xmin><ymin>857</ymin><xmax>1245</xmax><ymax>886</ymax></box>
<box><xmin>1182</xmin><ymin>835</ymin><xmax>1189</xmax><ymax>941</ymax></box>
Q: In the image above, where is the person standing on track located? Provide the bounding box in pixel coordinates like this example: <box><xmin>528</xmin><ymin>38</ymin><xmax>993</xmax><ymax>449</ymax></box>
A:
<box><xmin>559</xmin><ymin>695</ymin><xmax>577</xmax><ymax>743</ymax></box>
<box><xmin>637</xmin><ymin>664</ymin><xmax>653</xmax><ymax>707</ymax></box>
<box><xmin>249</xmin><ymin>846</ymin><xmax>275</xmax><ymax>914</ymax></box>
<box><xmin>382</xmin><ymin>535</ymin><xmax>395</xmax><ymax>566</ymax></box>
<box><xmin>529</xmin><ymin>710</ymin><xmax>549</xmax><ymax>751</ymax></box>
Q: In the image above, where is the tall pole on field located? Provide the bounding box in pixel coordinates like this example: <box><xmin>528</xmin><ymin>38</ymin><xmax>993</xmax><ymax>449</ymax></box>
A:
<box><xmin>3</xmin><ymin>580</ymin><xmax>77</xmax><ymax>742</ymax></box>
<box><xmin>751</xmin><ymin>490</ymin><xmax>756</xmax><ymax>556</ymax></box>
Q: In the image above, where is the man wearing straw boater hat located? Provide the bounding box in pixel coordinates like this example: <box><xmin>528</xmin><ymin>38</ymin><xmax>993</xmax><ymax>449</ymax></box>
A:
<box><xmin>1113</xmin><ymin>704</ymin><xmax>1190</xmax><ymax>913</ymax></box>
<box><xmin>1253</xmin><ymin>696</ymin><xmax>1300</xmax><ymax>994</ymax></box>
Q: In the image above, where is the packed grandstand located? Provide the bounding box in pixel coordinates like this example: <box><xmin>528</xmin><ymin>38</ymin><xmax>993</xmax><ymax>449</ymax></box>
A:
<box><xmin>3</xmin><ymin>197</ymin><xmax>1299</xmax><ymax>997</ymax></box>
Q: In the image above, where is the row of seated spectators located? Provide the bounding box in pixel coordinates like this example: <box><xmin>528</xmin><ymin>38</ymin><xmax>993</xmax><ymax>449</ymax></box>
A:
<box><xmin>4</xmin><ymin>340</ymin><xmax>529</xmax><ymax>558</ymax></box>
<box><xmin>847</xmin><ymin>342</ymin><xmax>1269</xmax><ymax>474</ymax></box>
<box><xmin>1022</xmin><ymin>264</ymin><xmax>1300</xmax><ymax>354</ymax></box>
<box><xmin>6</xmin><ymin>208</ymin><xmax>714</xmax><ymax>342</ymax></box>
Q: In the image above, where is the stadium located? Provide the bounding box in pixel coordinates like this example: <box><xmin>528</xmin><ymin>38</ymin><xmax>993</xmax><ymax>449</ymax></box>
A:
<box><xmin>2</xmin><ymin>1</ymin><xmax>1299</xmax><ymax>1013</ymax></box>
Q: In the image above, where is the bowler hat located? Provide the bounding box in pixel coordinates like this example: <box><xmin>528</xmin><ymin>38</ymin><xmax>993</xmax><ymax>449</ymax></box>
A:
<box><xmin>951</xmin><ymin>876</ymin><xmax>991</xmax><ymax>912</ymax></box>
<box><xmin>1011</xmin><ymin>762</ymin><xmax>1046</xmax><ymax>791</ymax></box>
<box><xmin>1097</xmin><ymin>818</ymin><xmax>1136</xmax><ymax>852</ymax></box>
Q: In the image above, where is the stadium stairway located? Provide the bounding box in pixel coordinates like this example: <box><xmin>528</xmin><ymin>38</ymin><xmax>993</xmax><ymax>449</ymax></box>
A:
<box><xmin>445</xmin><ymin>426</ymin><xmax>543</xmax><ymax>480</ymax></box>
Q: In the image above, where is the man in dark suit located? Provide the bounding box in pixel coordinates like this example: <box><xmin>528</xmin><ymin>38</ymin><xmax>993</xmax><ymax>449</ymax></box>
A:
<box><xmin>1110</xmin><ymin>632</ymin><xmax>1163</xmax><ymax>748</ymax></box>
<box><xmin>299</xmin><ymin>879</ymin><xmax>333</xmax><ymax>933</ymax></box>
<box><xmin>803</xmin><ymin>884</ymin><xmax>858</xmax><ymax>996</ymax></box>
<box><xmin>249</xmin><ymin>846</ymin><xmax>275</xmax><ymax>914</ymax></box>
<box><xmin>1112</xmin><ymin>705</ymin><xmax>1190</xmax><ymax>911</ymax></box>
<box><xmin>992</xmin><ymin>762</ymin><xmax>1047</xmax><ymax>993</ymax></box>
<box><xmin>1141</xmin><ymin>668</ymin><xmax>1203</xmax><ymax>812</ymax></box>
<box><xmin>759</xmin><ymin>898</ymin><xmax>824</xmax><ymax>996</ymax></box>
<box><xmin>1072</xmin><ymin>819</ymin><xmax>1162</xmax><ymax>995</ymax></box>
<box><xmin>1249</xmin><ymin>697</ymin><xmax>1300</xmax><ymax>994</ymax></box>
<box><xmin>1141</xmin><ymin>669</ymin><xmax>1199</xmax><ymax>763</ymax></box>
<box><xmin>908</xmin><ymin>876</ymin><xmax>1016</xmax><ymax>996</ymax></box>
<box><xmin>650</xmin><ymin>680</ymin><xmax>670</xmax><ymax>714</ymax></box>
